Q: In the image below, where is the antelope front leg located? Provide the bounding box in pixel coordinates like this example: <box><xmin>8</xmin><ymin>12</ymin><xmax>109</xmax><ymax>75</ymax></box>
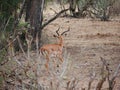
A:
<box><xmin>45</xmin><ymin>53</ymin><xmax>50</xmax><ymax>71</ymax></box>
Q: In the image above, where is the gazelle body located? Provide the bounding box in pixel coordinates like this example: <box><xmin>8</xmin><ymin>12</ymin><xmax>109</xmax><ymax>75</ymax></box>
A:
<box><xmin>40</xmin><ymin>28</ymin><xmax>70</xmax><ymax>70</ymax></box>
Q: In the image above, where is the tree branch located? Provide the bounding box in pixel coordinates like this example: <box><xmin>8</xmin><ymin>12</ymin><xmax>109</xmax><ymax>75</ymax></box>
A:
<box><xmin>41</xmin><ymin>8</ymin><xmax>69</xmax><ymax>29</ymax></box>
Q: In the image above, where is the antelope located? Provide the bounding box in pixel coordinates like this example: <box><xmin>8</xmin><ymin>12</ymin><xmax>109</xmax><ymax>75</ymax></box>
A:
<box><xmin>40</xmin><ymin>27</ymin><xmax>70</xmax><ymax>70</ymax></box>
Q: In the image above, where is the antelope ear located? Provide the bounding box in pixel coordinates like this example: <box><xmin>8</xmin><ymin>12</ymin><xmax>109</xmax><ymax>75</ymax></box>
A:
<box><xmin>65</xmin><ymin>34</ymin><xmax>67</xmax><ymax>36</ymax></box>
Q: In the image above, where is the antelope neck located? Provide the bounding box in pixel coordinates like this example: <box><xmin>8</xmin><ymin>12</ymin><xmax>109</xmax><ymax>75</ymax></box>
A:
<box><xmin>58</xmin><ymin>36</ymin><xmax>63</xmax><ymax>47</ymax></box>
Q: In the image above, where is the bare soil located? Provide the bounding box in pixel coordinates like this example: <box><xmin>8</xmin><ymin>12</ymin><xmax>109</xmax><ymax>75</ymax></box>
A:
<box><xmin>42</xmin><ymin>16</ymin><xmax>120</xmax><ymax>89</ymax></box>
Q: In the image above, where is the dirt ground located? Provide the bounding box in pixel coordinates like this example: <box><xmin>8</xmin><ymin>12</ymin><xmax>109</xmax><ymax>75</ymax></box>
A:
<box><xmin>41</xmin><ymin>15</ymin><xmax>120</xmax><ymax>89</ymax></box>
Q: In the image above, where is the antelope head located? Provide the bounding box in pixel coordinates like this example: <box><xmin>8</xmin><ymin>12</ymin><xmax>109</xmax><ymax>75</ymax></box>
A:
<box><xmin>53</xmin><ymin>27</ymin><xmax>70</xmax><ymax>38</ymax></box>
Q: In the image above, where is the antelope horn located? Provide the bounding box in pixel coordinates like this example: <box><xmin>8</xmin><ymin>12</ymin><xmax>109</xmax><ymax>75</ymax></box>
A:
<box><xmin>61</xmin><ymin>27</ymin><xmax>70</xmax><ymax>35</ymax></box>
<box><xmin>56</xmin><ymin>27</ymin><xmax>60</xmax><ymax>36</ymax></box>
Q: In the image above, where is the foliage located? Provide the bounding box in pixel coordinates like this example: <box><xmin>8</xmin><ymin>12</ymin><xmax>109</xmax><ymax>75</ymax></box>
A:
<box><xmin>0</xmin><ymin>0</ymin><xmax>22</xmax><ymax>66</ymax></box>
<box><xmin>77</xmin><ymin>0</ymin><xmax>91</xmax><ymax>10</ymax></box>
<box><xmin>44</xmin><ymin>0</ymin><xmax>54</xmax><ymax>8</ymax></box>
<box><xmin>68</xmin><ymin>0</ymin><xmax>117</xmax><ymax>20</ymax></box>
<box><xmin>111</xmin><ymin>0</ymin><xmax>120</xmax><ymax>15</ymax></box>
<box><xmin>90</xmin><ymin>0</ymin><xmax>116</xmax><ymax>21</ymax></box>
<box><xmin>0</xmin><ymin>48</ymin><xmax>7</xmax><ymax>64</ymax></box>
<box><xmin>0</xmin><ymin>0</ymin><xmax>21</xmax><ymax>30</ymax></box>
<box><xmin>69</xmin><ymin>0</ymin><xmax>93</xmax><ymax>18</ymax></box>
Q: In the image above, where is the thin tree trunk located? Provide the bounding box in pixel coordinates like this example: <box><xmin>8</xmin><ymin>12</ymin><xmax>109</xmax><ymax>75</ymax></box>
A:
<box><xmin>25</xmin><ymin>0</ymin><xmax>32</xmax><ymax>22</ymax></box>
<box><xmin>28</xmin><ymin>0</ymin><xmax>44</xmax><ymax>47</ymax></box>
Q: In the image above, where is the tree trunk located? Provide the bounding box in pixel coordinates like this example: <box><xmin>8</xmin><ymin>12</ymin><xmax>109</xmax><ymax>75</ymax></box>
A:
<box><xmin>69</xmin><ymin>0</ymin><xmax>77</xmax><ymax>16</ymax></box>
<box><xmin>26</xmin><ymin>0</ymin><xmax>44</xmax><ymax>47</ymax></box>
<box><xmin>25</xmin><ymin>0</ymin><xmax>32</xmax><ymax>22</ymax></box>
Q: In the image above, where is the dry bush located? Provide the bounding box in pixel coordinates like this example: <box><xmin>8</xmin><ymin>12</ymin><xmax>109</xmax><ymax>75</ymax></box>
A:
<box><xmin>111</xmin><ymin>0</ymin><xmax>120</xmax><ymax>16</ymax></box>
<box><xmin>0</xmin><ymin>32</ymin><xmax>120</xmax><ymax>90</ymax></box>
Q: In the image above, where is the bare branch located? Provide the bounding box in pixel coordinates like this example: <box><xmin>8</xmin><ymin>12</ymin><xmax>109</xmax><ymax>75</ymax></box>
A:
<box><xmin>88</xmin><ymin>70</ymin><xmax>96</xmax><ymax>90</ymax></box>
<box><xmin>100</xmin><ymin>57</ymin><xmax>120</xmax><ymax>90</ymax></box>
<box><xmin>66</xmin><ymin>78</ymin><xmax>79</xmax><ymax>90</ymax></box>
<box><xmin>96</xmin><ymin>76</ymin><xmax>107</xmax><ymax>90</ymax></box>
<box><xmin>100</xmin><ymin>57</ymin><xmax>110</xmax><ymax>80</ymax></box>
<box><xmin>42</xmin><ymin>9</ymin><xmax>69</xmax><ymax>29</ymax></box>
<box><xmin>17</xmin><ymin>36</ymin><xmax>27</xmax><ymax>59</ymax></box>
<box><xmin>96</xmin><ymin>57</ymin><xmax>109</xmax><ymax>90</ymax></box>
<box><xmin>3</xmin><ymin>16</ymin><xmax>11</xmax><ymax>31</ymax></box>
<box><xmin>112</xmin><ymin>64</ymin><xmax>120</xmax><ymax>81</ymax></box>
<box><xmin>109</xmin><ymin>64</ymin><xmax>120</xmax><ymax>90</ymax></box>
<box><xmin>50</xmin><ymin>8</ymin><xmax>58</xmax><ymax>14</ymax></box>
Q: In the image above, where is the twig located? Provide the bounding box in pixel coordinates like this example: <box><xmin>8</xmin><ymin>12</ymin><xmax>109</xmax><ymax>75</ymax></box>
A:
<box><xmin>35</xmin><ymin>33</ymin><xmax>39</xmax><ymax>57</ymax></box>
<box><xmin>96</xmin><ymin>76</ymin><xmax>106</xmax><ymax>90</ymax></box>
<box><xmin>17</xmin><ymin>36</ymin><xmax>27</xmax><ymax>59</ymax></box>
<box><xmin>66</xmin><ymin>78</ymin><xmax>79</xmax><ymax>90</ymax></box>
<box><xmin>50</xmin><ymin>8</ymin><xmax>58</xmax><ymax>14</ymax></box>
<box><xmin>60</xmin><ymin>51</ymin><xmax>70</xmax><ymax>78</ymax></box>
<box><xmin>101</xmin><ymin>57</ymin><xmax>120</xmax><ymax>90</ymax></box>
<box><xmin>101</xmin><ymin>57</ymin><xmax>110</xmax><ymax>81</ymax></box>
<box><xmin>96</xmin><ymin>57</ymin><xmax>109</xmax><ymax>90</ymax></box>
<box><xmin>3</xmin><ymin>16</ymin><xmax>11</xmax><ymax>31</ymax></box>
<box><xmin>88</xmin><ymin>70</ymin><xmax>96</xmax><ymax>90</ymax></box>
<box><xmin>109</xmin><ymin>64</ymin><xmax>120</xmax><ymax>90</ymax></box>
<box><xmin>25</xmin><ymin>33</ymin><xmax>33</xmax><ymax>59</ymax></box>
<box><xmin>112</xmin><ymin>64</ymin><xmax>120</xmax><ymax>81</ymax></box>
